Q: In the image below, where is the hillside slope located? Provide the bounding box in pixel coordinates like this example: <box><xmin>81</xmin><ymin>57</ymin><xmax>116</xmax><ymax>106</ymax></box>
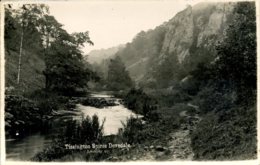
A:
<box><xmin>5</xmin><ymin>49</ymin><xmax>45</xmax><ymax>94</ymax></box>
<box><xmin>115</xmin><ymin>2</ymin><xmax>235</xmax><ymax>87</ymax></box>
<box><xmin>87</xmin><ymin>45</ymin><xmax>125</xmax><ymax>64</ymax></box>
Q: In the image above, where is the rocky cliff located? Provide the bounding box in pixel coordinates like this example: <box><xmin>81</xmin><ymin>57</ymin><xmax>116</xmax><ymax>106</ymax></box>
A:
<box><xmin>115</xmin><ymin>2</ymin><xmax>235</xmax><ymax>87</ymax></box>
<box><xmin>161</xmin><ymin>3</ymin><xmax>234</xmax><ymax>63</ymax></box>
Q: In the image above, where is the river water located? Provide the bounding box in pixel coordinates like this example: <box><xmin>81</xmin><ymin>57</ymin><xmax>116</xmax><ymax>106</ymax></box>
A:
<box><xmin>5</xmin><ymin>94</ymin><xmax>138</xmax><ymax>161</ymax></box>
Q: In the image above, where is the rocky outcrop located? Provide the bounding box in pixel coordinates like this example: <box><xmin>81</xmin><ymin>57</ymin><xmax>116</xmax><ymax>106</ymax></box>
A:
<box><xmin>161</xmin><ymin>5</ymin><xmax>194</xmax><ymax>63</ymax></box>
<box><xmin>81</xmin><ymin>97</ymin><xmax>119</xmax><ymax>108</ymax></box>
<box><xmin>113</xmin><ymin>2</ymin><xmax>235</xmax><ymax>85</ymax></box>
<box><xmin>161</xmin><ymin>3</ymin><xmax>234</xmax><ymax>63</ymax></box>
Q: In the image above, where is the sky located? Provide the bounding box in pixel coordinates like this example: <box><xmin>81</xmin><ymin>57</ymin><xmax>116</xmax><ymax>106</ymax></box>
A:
<box><xmin>48</xmin><ymin>0</ymin><xmax>202</xmax><ymax>54</ymax></box>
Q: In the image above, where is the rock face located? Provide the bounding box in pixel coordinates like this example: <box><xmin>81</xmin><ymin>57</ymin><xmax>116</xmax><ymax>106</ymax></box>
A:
<box><xmin>115</xmin><ymin>2</ymin><xmax>235</xmax><ymax>85</ymax></box>
<box><xmin>161</xmin><ymin>3</ymin><xmax>233</xmax><ymax>63</ymax></box>
<box><xmin>161</xmin><ymin>5</ymin><xmax>194</xmax><ymax>63</ymax></box>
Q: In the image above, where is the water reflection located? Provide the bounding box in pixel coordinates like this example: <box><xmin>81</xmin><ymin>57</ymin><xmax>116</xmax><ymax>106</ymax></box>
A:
<box><xmin>6</xmin><ymin>133</ymin><xmax>52</xmax><ymax>161</ymax></box>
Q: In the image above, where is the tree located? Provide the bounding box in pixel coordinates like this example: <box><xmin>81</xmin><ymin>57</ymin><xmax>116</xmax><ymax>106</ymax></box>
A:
<box><xmin>5</xmin><ymin>4</ymin><xmax>96</xmax><ymax>96</ymax></box>
<box><xmin>215</xmin><ymin>2</ymin><xmax>256</xmax><ymax>98</ymax></box>
<box><xmin>71</xmin><ymin>31</ymin><xmax>94</xmax><ymax>47</ymax></box>
<box><xmin>4</xmin><ymin>4</ymin><xmax>49</xmax><ymax>85</ymax></box>
<box><xmin>124</xmin><ymin>88</ymin><xmax>158</xmax><ymax>117</ymax></box>
<box><xmin>4</xmin><ymin>5</ymin><xmax>20</xmax><ymax>51</ymax></box>
<box><xmin>17</xmin><ymin>5</ymin><xmax>49</xmax><ymax>84</ymax></box>
<box><xmin>190</xmin><ymin>3</ymin><xmax>257</xmax><ymax>159</ymax></box>
<box><xmin>107</xmin><ymin>56</ymin><xmax>133</xmax><ymax>91</ymax></box>
<box><xmin>153</xmin><ymin>51</ymin><xmax>180</xmax><ymax>88</ymax></box>
<box><xmin>43</xmin><ymin>27</ymin><xmax>94</xmax><ymax>96</ymax></box>
<box><xmin>38</xmin><ymin>15</ymin><xmax>63</xmax><ymax>49</ymax></box>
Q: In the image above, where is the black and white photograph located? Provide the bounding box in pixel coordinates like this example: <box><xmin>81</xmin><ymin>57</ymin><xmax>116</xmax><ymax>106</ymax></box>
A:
<box><xmin>0</xmin><ymin>0</ymin><xmax>258</xmax><ymax>163</ymax></box>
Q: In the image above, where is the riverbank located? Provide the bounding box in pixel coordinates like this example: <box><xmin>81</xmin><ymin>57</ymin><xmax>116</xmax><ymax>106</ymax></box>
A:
<box><xmin>104</xmin><ymin>103</ymin><xmax>200</xmax><ymax>161</ymax></box>
<box><xmin>6</xmin><ymin>92</ymin><xmax>140</xmax><ymax>161</ymax></box>
<box><xmin>6</xmin><ymin>89</ymin><xmax>201</xmax><ymax>162</ymax></box>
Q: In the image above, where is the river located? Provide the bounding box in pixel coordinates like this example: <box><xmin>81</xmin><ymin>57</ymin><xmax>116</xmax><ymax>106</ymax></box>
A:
<box><xmin>5</xmin><ymin>93</ymin><xmax>139</xmax><ymax>161</ymax></box>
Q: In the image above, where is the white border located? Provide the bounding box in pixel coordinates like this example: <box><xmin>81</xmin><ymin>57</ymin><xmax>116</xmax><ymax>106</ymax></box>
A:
<box><xmin>1</xmin><ymin>1</ymin><xmax>5</xmax><ymax>164</ymax></box>
<box><xmin>0</xmin><ymin>0</ymin><xmax>259</xmax><ymax>165</ymax></box>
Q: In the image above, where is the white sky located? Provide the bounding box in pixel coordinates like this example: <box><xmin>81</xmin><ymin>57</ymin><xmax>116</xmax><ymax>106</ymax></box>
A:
<box><xmin>48</xmin><ymin>0</ymin><xmax>202</xmax><ymax>54</ymax></box>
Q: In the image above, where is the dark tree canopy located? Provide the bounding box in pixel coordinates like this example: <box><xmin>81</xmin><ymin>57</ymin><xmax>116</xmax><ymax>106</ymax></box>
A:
<box><xmin>5</xmin><ymin>4</ymin><xmax>95</xmax><ymax>96</ymax></box>
<box><xmin>215</xmin><ymin>2</ymin><xmax>256</xmax><ymax>99</ymax></box>
<box><xmin>44</xmin><ymin>29</ymin><xmax>94</xmax><ymax>96</ymax></box>
<box><xmin>107</xmin><ymin>56</ymin><xmax>133</xmax><ymax>91</ymax></box>
<box><xmin>191</xmin><ymin>2</ymin><xmax>257</xmax><ymax>160</ymax></box>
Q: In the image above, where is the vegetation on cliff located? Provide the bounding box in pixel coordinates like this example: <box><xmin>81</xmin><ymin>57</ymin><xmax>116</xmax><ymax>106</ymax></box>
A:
<box><xmin>190</xmin><ymin>2</ymin><xmax>256</xmax><ymax>159</ymax></box>
<box><xmin>4</xmin><ymin>1</ymin><xmax>256</xmax><ymax>161</ymax></box>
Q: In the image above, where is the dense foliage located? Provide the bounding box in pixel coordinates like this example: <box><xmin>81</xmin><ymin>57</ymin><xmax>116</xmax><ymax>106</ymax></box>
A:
<box><xmin>5</xmin><ymin>90</ymin><xmax>70</xmax><ymax>137</ymax></box>
<box><xmin>5</xmin><ymin>5</ymin><xmax>47</xmax><ymax>92</ymax></box>
<box><xmin>4</xmin><ymin>4</ymin><xmax>96</xmax><ymax>138</ymax></box>
<box><xmin>5</xmin><ymin>4</ymin><xmax>47</xmax><ymax>53</ymax></box>
<box><xmin>152</xmin><ymin>52</ymin><xmax>181</xmax><ymax>88</ymax></box>
<box><xmin>190</xmin><ymin>2</ymin><xmax>256</xmax><ymax>160</ymax></box>
<box><xmin>215</xmin><ymin>2</ymin><xmax>256</xmax><ymax>102</ymax></box>
<box><xmin>33</xmin><ymin>115</ymin><xmax>104</xmax><ymax>161</ymax></box>
<box><xmin>44</xmin><ymin>31</ymin><xmax>94</xmax><ymax>96</ymax></box>
<box><xmin>5</xmin><ymin>4</ymin><xmax>95</xmax><ymax>96</ymax></box>
<box><xmin>107</xmin><ymin>56</ymin><xmax>133</xmax><ymax>91</ymax></box>
<box><xmin>5</xmin><ymin>95</ymin><xmax>42</xmax><ymax>137</ymax></box>
<box><xmin>124</xmin><ymin>88</ymin><xmax>158</xmax><ymax>119</ymax></box>
<box><xmin>114</xmin><ymin>26</ymin><xmax>166</xmax><ymax>81</ymax></box>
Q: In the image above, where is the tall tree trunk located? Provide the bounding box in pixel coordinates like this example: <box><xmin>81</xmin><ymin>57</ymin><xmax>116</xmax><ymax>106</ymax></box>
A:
<box><xmin>44</xmin><ymin>34</ymin><xmax>50</xmax><ymax>90</ymax></box>
<box><xmin>17</xmin><ymin>29</ymin><xmax>24</xmax><ymax>84</ymax></box>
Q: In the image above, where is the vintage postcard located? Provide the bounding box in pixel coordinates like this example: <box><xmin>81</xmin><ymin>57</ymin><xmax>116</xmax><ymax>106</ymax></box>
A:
<box><xmin>0</xmin><ymin>0</ymin><xmax>258</xmax><ymax>164</ymax></box>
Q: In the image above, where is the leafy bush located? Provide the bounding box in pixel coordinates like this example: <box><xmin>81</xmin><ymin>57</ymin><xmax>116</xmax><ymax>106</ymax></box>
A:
<box><xmin>147</xmin><ymin>88</ymin><xmax>191</xmax><ymax>107</ymax></box>
<box><xmin>191</xmin><ymin>105</ymin><xmax>256</xmax><ymax>160</ymax></box>
<box><xmin>180</xmin><ymin>77</ymin><xmax>200</xmax><ymax>96</ymax></box>
<box><xmin>120</xmin><ymin>117</ymin><xmax>144</xmax><ymax>144</ymax></box>
<box><xmin>124</xmin><ymin>88</ymin><xmax>158</xmax><ymax>118</ymax></box>
<box><xmin>5</xmin><ymin>95</ymin><xmax>42</xmax><ymax>137</ymax></box>
<box><xmin>120</xmin><ymin>114</ymin><xmax>181</xmax><ymax>146</ymax></box>
<box><xmin>33</xmin><ymin>115</ymin><xmax>105</xmax><ymax>161</ymax></box>
<box><xmin>196</xmin><ymin>86</ymin><xmax>234</xmax><ymax>114</ymax></box>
